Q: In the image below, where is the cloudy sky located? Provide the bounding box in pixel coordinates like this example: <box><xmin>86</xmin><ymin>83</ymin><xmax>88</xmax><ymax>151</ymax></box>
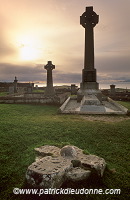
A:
<box><xmin>0</xmin><ymin>0</ymin><xmax>130</xmax><ymax>87</ymax></box>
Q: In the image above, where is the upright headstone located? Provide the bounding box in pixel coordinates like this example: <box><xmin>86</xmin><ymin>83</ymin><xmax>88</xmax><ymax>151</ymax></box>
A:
<box><xmin>80</xmin><ymin>7</ymin><xmax>99</xmax><ymax>90</ymax></box>
<box><xmin>9</xmin><ymin>86</ymin><xmax>14</xmax><ymax>94</ymax></box>
<box><xmin>14</xmin><ymin>76</ymin><xmax>18</xmax><ymax>93</ymax></box>
<box><xmin>44</xmin><ymin>61</ymin><xmax>55</xmax><ymax>97</ymax></box>
<box><xmin>35</xmin><ymin>85</ymin><xmax>38</xmax><ymax>90</ymax></box>
<box><xmin>27</xmin><ymin>86</ymin><xmax>32</xmax><ymax>93</ymax></box>
<box><xmin>110</xmin><ymin>84</ymin><xmax>116</xmax><ymax>96</ymax></box>
<box><xmin>71</xmin><ymin>84</ymin><xmax>77</xmax><ymax>95</ymax></box>
<box><xmin>27</xmin><ymin>83</ymin><xmax>33</xmax><ymax>93</ymax></box>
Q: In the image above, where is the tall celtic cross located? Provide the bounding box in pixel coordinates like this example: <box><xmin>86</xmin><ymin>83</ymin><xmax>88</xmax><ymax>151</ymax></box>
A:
<box><xmin>80</xmin><ymin>7</ymin><xmax>99</xmax><ymax>87</ymax></box>
<box><xmin>44</xmin><ymin>61</ymin><xmax>55</xmax><ymax>96</ymax></box>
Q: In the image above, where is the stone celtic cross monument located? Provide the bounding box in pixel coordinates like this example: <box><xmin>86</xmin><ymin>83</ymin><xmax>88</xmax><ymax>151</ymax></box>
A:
<box><xmin>80</xmin><ymin>6</ymin><xmax>99</xmax><ymax>90</ymax></box>
<box><xmin>44</xmin><ymin>61</ymin><xmax>55</xmax><ymax>97</ymax></box>
<box><xmin>77</xmin><ymin>6</ymin><xmax>102</xmax><ymax>103</ymax></box>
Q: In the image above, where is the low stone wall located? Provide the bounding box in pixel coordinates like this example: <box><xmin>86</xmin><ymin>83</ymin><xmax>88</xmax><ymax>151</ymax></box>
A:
<box><xmin>0</xmin><ymin>93</ymin><xmax>69</xmax><ymax>105</ymax></box>
<box><xmin>0</xmin><ymin>88</ymin><xmax>8</xmax><ymax>92</ymax></box>
<box><xmin>24</xmin><ymin>93</ymin><xmax>45</xmax><ymax>98</ymax></box>
<box><xmin>0</xmin><ymin>97</ymin><xmax>56</xmax><ymax>104</ymax></box>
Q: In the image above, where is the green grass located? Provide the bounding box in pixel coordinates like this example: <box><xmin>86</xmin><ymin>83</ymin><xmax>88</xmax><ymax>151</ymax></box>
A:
<box><xmin>33</xmin><ymin>89</ymin><xmax>44</xmax><ymax>93</ymax></box>
<box><xmin>117</xmin><ymin>101</ymin><xmax>130</xmax><ymax>110</ymax></box>
<box><xmin>0</xmin><ymin>102</ymin><xmax>130</xmax><ymax>200</ymax></box>
<box><xmin>116</xmin><ymin>88</ymin><xmax>130</xmax><ymax>92</ymax></box>
<box><xmin>0</xmin><ymin>92</ymin><xmax>8</xmax><ymax>96</ymax></box>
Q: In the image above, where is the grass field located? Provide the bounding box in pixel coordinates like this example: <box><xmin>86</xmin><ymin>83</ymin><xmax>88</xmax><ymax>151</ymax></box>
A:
<box><xmin>0</xmin><ymin>102</ymin><xmax>130</xmax><ymax>200</ymax></box>
<box><xmin>0</xmin><ymin>92</ymin><xmax>8</xmax><ymax>96</ymax></box>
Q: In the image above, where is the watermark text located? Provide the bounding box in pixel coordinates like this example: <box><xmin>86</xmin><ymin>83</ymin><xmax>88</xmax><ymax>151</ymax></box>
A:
<box><xmin>13</xmin><ymin>188</ymin><xmax>121</xmax><ymax>196</ymax></box>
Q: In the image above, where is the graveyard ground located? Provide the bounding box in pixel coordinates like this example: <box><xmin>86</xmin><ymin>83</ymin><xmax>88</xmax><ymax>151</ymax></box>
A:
<box><xmin>0</xmin><ymin>102</ymin><xmax>130</xmax><ymax>200</ymax></box>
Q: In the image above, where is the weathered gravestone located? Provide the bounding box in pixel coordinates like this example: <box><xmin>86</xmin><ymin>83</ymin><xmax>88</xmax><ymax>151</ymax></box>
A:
<box><xmin>26</xmin><ymin>145</ymin><xmax>106</xmax><ymax>189</ymax></box>
<box><xmin>110</xmin><ymin>84</ymin><xmax>116</xmax><ymax>96</ymax></box>
<box><xmin>9</xmin><ymin>86</ymin><xmax>14</xmax><ymax>94</ymax></box>
<box><xmin>71</xmin><ymin>84</ymin><xmax>77</xmax><ymax>95</ymax></box>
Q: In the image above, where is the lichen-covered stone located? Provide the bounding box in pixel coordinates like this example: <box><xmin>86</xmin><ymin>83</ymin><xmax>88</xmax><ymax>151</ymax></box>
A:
<box><xmin>66</xmin><ymin>167</ymin><xmax>91</xmax><ymax>181</ymax></box>
<box><xmin>26</xmin><ymin>145</ymin><xmax>106</xmax><ymax>189</ymax></box>
<box><xmin>35</xmin><ymin>145</ymin><xmax>60</xmax><ymax>157</ymax></box>
<box><xmin>78</xmin><ymin>154</ymin><xmax>106</xmax><ymax>177</ymax></box>
<box><xmin>26</xmin><ymin>156</ymin><xmax>72</xmax><ymax>188</ymax></box>
<box><xmin>60</xmin><ymin>145</ymin><xmax>77</xmax><ymax>159</ymax></box>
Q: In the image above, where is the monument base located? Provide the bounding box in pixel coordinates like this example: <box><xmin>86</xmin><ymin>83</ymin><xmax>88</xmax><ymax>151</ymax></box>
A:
<box><xmin>59</xmin><ymin>96</ymin><xmax>128</xmax><ymax>115</ymax></box>
<box><xmin>77</xmin><ymin>82</ymin><xmax>102</xmax><ymax>103</ymax></box>
<box><xmin>81</xmin><ymin>94</ymin><xmax>101</xmax><ymax>106</ymax></box>
<box><xmin>44</xmin><ymin>86</ymin><xmax>55</xmax><ymax>97</ymax></box>
<box><xmin>80</xmin><ymin>82</ymin><xmax>99</xmax><ymax>90</ymax></box>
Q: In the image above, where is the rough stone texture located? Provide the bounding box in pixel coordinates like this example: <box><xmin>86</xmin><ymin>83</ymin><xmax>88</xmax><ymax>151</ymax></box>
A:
<box><xmin>66</xmin><ymin>167</ymin><xmax>91</xmax><ymax>181</ymax></box>
<box><xmin>60</xmin><ymin>145</ymin><xmax>77</xmax><ymax>159</ymax></box>
<box><xmin>0</xmin><ymin>93</ymin><xmax>68</xmax><ymax>105</ymax></box>
<box><xmin>35</xmin><ymin>145</ymin><xmax>60</xmax><ymax>157</ymax></box>
<box><xmin>26</xmin><ymin>156</ymin><xmax>72</xmax><ymax>188</ymax></box>
<box><xmin>26</xmin><ymin>145</ymin><xmax>106</xmax><ymax>189</ymax></box>
<box><xmin>77</xmin><ymin>154</ymin><xmax>106</xmax><ymax>177</ymax></box>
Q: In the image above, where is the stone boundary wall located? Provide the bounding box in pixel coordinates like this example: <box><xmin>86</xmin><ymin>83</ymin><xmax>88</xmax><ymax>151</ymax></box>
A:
<box><xmin>0</xmin><ymin>93</ymin><xmax>69</xmax><ymax>105</ymax></box>
<box><xmin>24</xmin><ymin>93</ymin><xmax>45</xmax><ymax>98</ymax></box>
<box><xmin>0</xmin><ymin>97</ymin><xmax>57</xmax><ymax>105</ymax></box>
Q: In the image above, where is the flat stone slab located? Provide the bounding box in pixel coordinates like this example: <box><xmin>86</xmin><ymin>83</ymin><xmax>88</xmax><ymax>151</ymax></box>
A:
<box><xmin>79</xmin><ymin>105</ymin><xmax>106</xmax><ymax>113</ymax></box>
<box><xmin>26</xmin><ymin>145</ymin><xmax>106</xmax><ymax>189</ymax></box>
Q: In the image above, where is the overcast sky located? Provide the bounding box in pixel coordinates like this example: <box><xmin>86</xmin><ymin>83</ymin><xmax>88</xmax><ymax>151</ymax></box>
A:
<box><xmin>0</xmin><ymin>0</ymin><xmax>130</xmax><ymax>86</ymax></box>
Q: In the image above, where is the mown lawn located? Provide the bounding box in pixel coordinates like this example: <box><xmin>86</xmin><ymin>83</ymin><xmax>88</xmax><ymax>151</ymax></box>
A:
<box><xmin>0</xmin><ymin>102</ymin><xmax>130</xmax><ymax>200</ymax></box>
<box><xmin>0</xmin><ymin>92</ymin><xmax>8</xmax><ymax>96</ymax></box>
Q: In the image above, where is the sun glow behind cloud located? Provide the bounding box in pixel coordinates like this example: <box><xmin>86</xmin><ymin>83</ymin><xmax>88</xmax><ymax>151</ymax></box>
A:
<box><xmin>20</xmin><ymin>45</ymin><xmax>40</xmax><ymax>61</ymax></box>
<box><xmin>0</xmin><ymin>0</ymin><xmax>130</xmax><ymax>84</ymax></box>
<box><xmin>14</xmin><ymin>34</ymin><xmax>43</xmax><ymax>61</ymax></box>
